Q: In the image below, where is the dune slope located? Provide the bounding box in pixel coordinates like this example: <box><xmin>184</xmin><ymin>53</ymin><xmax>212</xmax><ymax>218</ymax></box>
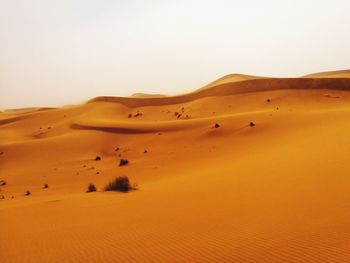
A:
<box><xmin>1</xmin><ymin>71</ymin><xmax>350</xmax><ymax>262</ymax></box>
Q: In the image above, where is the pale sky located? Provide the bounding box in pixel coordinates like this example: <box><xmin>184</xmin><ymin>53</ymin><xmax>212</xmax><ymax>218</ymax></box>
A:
<box><xmin>1</xmin><ymin>0</ymin><xmax>349</xmax><ymax>109</ymax></box>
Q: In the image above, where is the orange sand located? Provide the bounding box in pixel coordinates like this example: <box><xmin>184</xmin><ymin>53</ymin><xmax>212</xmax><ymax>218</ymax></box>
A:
<box><xmin>1</xmin><ymin>70</ymin><xmax>350</xmax><ymax>262</ymax></box>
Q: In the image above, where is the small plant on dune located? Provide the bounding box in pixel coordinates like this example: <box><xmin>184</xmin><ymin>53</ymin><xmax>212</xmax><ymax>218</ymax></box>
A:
<box><xmin>0</xmin><ymin>180</ymin><xmax>6</xmax><ymax>186</ymax></box>
<box><xmin>214</xmin><ymin>123</ymin><xmax>220</xmax><ymax>128</ymax></box>
<box><xmin>249</xmin><ymin>122</ymin><xmax>255</xmax><ymax>127</ymax></box>
<box><xmin>104</xmin><ymin>176</ymin><xmax>137</xmax><ymax>192</ymax></box>
<box><xmin>95</xmin><ymin>156</ymin><xmax>101</xmax><ymax>161</ymax></box>
<box><xmin>86</xmin><ymin>183</ymin><xmax>97</xmax><ymax>193</ymax></box>
<box><xmin>43</xmin><ymin>183</ymin><xmax>48</xmax><ymax>189</ymax></box>
<box><xmin>25</xmin><ymin>190</ymin><xmax>31</xmax><ymax>196</ymax></box>
<box><xmin>119</xmin><ymin>159</ymin><xmax>129</xmax><ymax>166</ymax></box>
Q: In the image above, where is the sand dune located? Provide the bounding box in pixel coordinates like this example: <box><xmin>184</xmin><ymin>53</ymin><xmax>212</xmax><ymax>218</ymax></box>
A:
<box><xmin>129</xmin><ymin>93</ymin><xmax>166</xmax><ymax>98</ymax></box>
<box><xmin>303</xmin><ymin>69</ymin><xmax>350</xmax><ymax>78</ymax></box>
<box><xmin>128</xmin><ymin>74</ymin><xmax>264</xmax><ymax>99</ymax></box>
<box><xmin>1</xmin><ymin>70</ymin><xmax>350</xmax><ymax>262</ymax></box>
<box><xmin>196</xmin><ymin>73</ymin><xmax>265</xmax><ymax>91</ymax></box>
<box><xmin>89</xmin><ymin>78</ymin><xmax>350</xmax><ymax>107</ymax></box>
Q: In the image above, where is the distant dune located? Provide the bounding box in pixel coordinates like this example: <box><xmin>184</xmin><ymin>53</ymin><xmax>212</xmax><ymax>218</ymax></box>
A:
<box><xmin>1</xmin><ymin>70</ymin><xmax>350</xmax><ymax>262</ymax></box>
<box><xmin>129</xmin><ymin>92</ymin><xmax>167</xmax><ymax>98</ymax></box>
<box><xmin>196</xmin><ymin>73</ymin><xmax>266</xmax><ymax>91</ymax></box>
<box><xmin>89</xmin><ymin>77</ymin><xmax>350</xmax><ymax>107</ymax></box>
<box><xmin>302</xmin><ymin>69</ymin><xmax>350</xmax><ymax>78</ymax></box>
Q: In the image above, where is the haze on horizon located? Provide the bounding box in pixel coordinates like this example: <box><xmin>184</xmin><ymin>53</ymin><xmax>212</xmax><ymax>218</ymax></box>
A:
<box><xmin>1</xmin><ymin>0</ymin><xmax>349</xmax><ymax>109</ymax></box>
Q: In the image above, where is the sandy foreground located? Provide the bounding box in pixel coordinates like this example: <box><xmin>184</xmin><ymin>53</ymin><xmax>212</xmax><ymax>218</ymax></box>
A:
<box><xmin>1</xmin><ymin>70</ymin><xmax>350</xmax><ymax>262</ymax></box>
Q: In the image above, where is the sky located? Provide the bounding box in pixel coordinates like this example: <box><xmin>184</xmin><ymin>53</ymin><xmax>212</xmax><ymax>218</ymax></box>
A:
<box><xmin>1</xmin><ymin>0</ymin><xmax>350</xmax><ymax>108</ymax></box>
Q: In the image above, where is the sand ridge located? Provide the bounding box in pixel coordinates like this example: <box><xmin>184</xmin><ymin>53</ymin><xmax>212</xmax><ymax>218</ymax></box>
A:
<box><xmin>88</xmin><ymin>77</ymin><xmax>350</xmax><ymax>107</ymax></box>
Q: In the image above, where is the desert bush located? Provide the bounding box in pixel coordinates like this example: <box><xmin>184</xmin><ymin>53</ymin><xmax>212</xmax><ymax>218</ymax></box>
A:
<box><xmin>104</xmin><ymin>176</ymin><xmax>136</xmax><ymax>192</ymax></box>
<box><xmin>95</xmin><ymin>156</ymin><xmax>101</xmax><ymax>161</ymax></box>
<box><xmin>119</xmin><ymin>159</ymin><xmax>129</xmax><ymax>166</ymax></box>
<box><xmin>0</xmin><ymin>180</ymin><xmax>6</xmax><ymax>186</ymax></box>
<box><xmin>25</xmin><ymin>190</ymin><xmax>31</xmax><ymax>196</ymax></box>
<box><xmin>43</xmin><ymin>184</ymin><xmax>48</xmax><ymax>189</ymax></box>
<box><xmin>214</xmin><ymin>123</ymin><xmax>220</xmax><ymax>128</ymax></box>
<box><xmin>249</xmin><ymin>122</ymin><xmax>255</xmax><ymax>127</ymax></box>
<box><xmin>86</xmin><ymin>183</ymin><xmax>97</xmax><ymax>193</ymax></box>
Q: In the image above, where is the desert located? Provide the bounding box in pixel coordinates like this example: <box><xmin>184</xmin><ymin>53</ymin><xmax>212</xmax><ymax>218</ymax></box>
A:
<box><xmin>1</xmin><ymin>70</ymin><xmax>350</xmax><ymax>262</ymax></box>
